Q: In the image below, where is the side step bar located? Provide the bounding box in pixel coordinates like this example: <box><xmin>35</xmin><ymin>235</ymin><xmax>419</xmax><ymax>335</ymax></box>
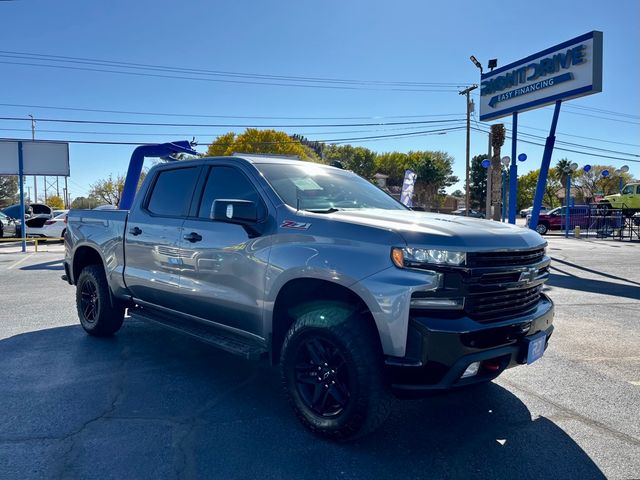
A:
<box><xmin>129</xmin><ymin>308</ymin><xmax>267</xmax><ymax>361</ymax></box>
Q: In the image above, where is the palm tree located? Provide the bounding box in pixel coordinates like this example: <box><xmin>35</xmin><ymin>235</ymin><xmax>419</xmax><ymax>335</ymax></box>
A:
<box><xmin>555</xmin><ymin>158</ymin><xmax>573</xmax><ymax>204</ymax></box>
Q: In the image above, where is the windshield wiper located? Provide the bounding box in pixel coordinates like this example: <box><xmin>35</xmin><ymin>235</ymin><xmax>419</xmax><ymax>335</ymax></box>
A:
<box><xmin>304</xmin><ymin>208</ymin><xmax>340</xmax><ymax>214</ymax></box>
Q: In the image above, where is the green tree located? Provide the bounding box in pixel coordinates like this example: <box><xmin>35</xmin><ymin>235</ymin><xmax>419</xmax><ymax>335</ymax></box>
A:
<box><xmin>71</xmin><ymin>196</ymin><xmax>101</xmax><ymax>209</ymax></box>
<box><xmin>0</xmin><ymin>176</ymin><xmax>18</xmax><ymax>208</ymax></box>
<box><xmin>323</xmin><ymin>144</ymin><xmax>377</xmax><ymax>178</ymax></box>
<box><xmin>451</xmin><ymin>189</ymin><xmax>464</xmax><ymax>197</ymax></box>
<box><xmin>375</xmin><ymin>150</ymin><xmax>457</xmax><ymax>209</ymax></box>
<box><xmin>468</xmin><ymin>154</ymin><xmax>488</xmax><ymax>209</ymax></box>
<box><xmin>88</xmin><ymin>172</ymin><xmax>146</xmax><ymax>206</ymax></box>
<box><xmin>206</xmin><ymin>129</ymin><xmax>318</xmax><ymax>161</ymax></box>
<box><xmin>374</xmin><ymin>151</ymin><xmax>411</xmax><ymax>185</ymax></box>
<box><xmin>516</xmin><ymin>169</ymin><xmax>562</xmax><ymax>210</ymax></box>
<box><xmin>572</xmin><ymin>164</ymin><xmax>634</xmax><ymax>201</ymax></box>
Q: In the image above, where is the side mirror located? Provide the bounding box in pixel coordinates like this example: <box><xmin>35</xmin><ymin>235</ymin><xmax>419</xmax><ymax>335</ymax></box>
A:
<box><xmin>211</xmin><ymin>199</ymin><xmax>258</xmax><ymax>225</ymax></box>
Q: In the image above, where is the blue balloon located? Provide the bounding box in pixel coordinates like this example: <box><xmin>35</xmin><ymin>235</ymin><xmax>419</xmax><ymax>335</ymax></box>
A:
<box><xmin>481</xmin><ymin>159</ymin><xmax>491</xmax><ymax>168</ymax></box>
<box><xmin>601</xmin><ymin>170</ymin><xmax>609</xmax><ymax>177</ymax></box>
<box><xmin>517</xmin><ymin>153</ymin><xmax>527</xmax><ymax>162</ymax></box>
<box><xmin>583</xmin><ymin>164</ymin><xmax>591</xmax><ymax>172</ymax></box>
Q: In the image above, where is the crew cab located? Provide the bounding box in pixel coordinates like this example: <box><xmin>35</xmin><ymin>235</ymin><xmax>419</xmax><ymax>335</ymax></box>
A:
<box><xmin>63</xmin><ymin>155</ymin><xmax>554</xmax><ymax>440</ymax></box>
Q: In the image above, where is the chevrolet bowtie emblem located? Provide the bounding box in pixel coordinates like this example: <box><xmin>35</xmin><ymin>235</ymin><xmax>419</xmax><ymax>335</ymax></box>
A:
<box><xmin>519</xmin><ymin>267</ymin><xmax>538</xmax><ymax>284</ymax></box>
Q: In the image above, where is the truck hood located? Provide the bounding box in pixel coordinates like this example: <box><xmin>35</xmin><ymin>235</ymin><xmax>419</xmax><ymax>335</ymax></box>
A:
<box><xmin>330</xmin><ymin>209</ymin><xmax>545</xmax><ymax>250</ymax></box>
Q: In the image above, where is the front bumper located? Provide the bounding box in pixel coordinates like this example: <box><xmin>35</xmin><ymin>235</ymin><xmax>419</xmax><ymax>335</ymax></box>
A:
<box><xmin>386</xmin><ymin>293</ymin><xmax>554</xmax><ymax>395</ymax></box>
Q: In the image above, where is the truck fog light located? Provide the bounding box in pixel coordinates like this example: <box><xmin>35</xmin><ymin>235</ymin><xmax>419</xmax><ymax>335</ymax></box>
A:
<box><xmin>461</xmin><ymin>362</ymin><xmax>480</xmax><ymax>379</ymax></box>
<box><xmin>409</xmin><ymin>297</ymin><xmax>463</xmax><ymax>309</ymax></box>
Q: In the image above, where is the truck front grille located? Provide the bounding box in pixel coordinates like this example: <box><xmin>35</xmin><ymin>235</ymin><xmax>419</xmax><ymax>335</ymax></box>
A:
<box><xmin>465</xmin><ymin>284</ymin><xmax>542</xmax><ymax>322</ymax></box>
<box><xmin>466</xmin><ymin>247</ymin><xmax>545</xmax><ymax>267</ymax></box>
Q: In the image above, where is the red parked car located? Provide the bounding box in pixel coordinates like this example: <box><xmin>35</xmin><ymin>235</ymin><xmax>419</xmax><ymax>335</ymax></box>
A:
<box><xmin>528</xmin><ymin>205</ymin><xmax>624</xmax><ymax>235</ymax></box>
<box><xmin>528</xmin><ymin>206</ymin><xmax>590</xmax><ymax>235</ymax></box>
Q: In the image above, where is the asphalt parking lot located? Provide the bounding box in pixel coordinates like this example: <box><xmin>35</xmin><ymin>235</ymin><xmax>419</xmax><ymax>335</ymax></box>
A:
<box><xmin>0</xmin><ymin>238</ymin><xmax>639</xmax><ymax>479</ymax></box>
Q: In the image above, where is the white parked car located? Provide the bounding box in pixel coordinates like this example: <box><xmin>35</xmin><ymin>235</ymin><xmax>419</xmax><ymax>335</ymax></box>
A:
<box><xmin>520</xmin><ymin>206</ymin><xmax>548</xmax><ymax>218</ymax></box>
<box><xmin>41</xmin><ymin>211</ymin><xmax>68</xmax><ymax>239</ymax></box>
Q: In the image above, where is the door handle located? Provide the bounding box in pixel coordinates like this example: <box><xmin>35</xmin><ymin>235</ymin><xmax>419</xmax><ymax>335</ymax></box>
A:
<box><xmin>183</xmin><ymin>232</ymin><xmax>203</xmax><ymax>243</ymax></box>
<box><xmin>129</xmin><ymin>226</ymin><xmax>143</xmax><ymax>236</ymax></box>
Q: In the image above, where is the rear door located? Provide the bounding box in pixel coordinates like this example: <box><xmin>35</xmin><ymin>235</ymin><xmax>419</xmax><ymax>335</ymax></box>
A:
<box><xmin>124</xmin><ymin>165</ymin><xmax>202</xmax><ymax>311</ymax></box>
<box><xmin>177</xmin><ymin>164</ymin><xmax>270</xmax><ymax>337</ymax></box>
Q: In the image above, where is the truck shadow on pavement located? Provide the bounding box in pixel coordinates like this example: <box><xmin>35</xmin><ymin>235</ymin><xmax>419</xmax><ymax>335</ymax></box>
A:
<box><xmin>0</xmin><ymin>321</ymin><xmax>605</xmax><ymax>480</ymax></box>
<box><xmin>548</xmin><ymin>266</ymin><xmax>640</xmax><ymax>301</ymax></box>
<box><xmin>19</xmin><ymin>259</ymin><xmax>65</xmax><ymax>271</ymax></box>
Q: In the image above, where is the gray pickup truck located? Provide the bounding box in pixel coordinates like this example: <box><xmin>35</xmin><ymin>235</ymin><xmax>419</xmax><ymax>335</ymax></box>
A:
<box><xmin>64</xmin><ymin>155</ymin><xmax>554</xmax><ymax>440</ymax></box>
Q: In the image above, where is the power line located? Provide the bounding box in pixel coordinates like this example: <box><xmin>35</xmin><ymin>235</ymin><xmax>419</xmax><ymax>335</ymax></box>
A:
<box><xmin>0</xmin><ymin>125</ymin><xmax>466</xmax><ymax>147</ymax></box>
<box><xmin>561</xmin><ymin>109</ymin><xmax>640</xmax><ymax>126</ymax></box>
<box><xmin>471</xmin><ymin>126</ymin><xmax>640</xmax><ymax>164</ymax></box>
<box><xmin>0</xmin><ymin>122</ymin><xmax>466</xmax><ymax>138</ymax></box>
<box><xmin>0</xmin><ymin>50</ymin><xmax>468</xmax><ymax>88</ymax></box>
<box><xmin>0</xmin><ymin>53</ymin><xmax>463</xmax><ymax>93</ymax></box>
<box><xmin>507</xmin><ymin>123</ymin><xmax>640</xmax><ymax>148</ymax></box>
<box><xmin>0</xmin><ymin>102</ymin><xmax>464</xmax><ymax>121</ymax></box>
<box><xmin>0</xmin><ymin>115</ymin><xmax>465</xmax><ymax>128</ymax></box>
<box><xmin>563</xmin><ymin>104</ymin><xmax>640</xmax><ymax>120</ymax></box>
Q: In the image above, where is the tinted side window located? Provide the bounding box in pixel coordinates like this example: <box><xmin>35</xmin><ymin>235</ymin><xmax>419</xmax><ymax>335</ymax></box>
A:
<box><xmin>198</xmin><ymin>166</ymin><xmax>262</xmax><ymax>219</ymax></box>
<box><xmin>622</xmin><ymin>185</ymin><xmax>634</xmax><ymax>195</ymax></box>
<box><xmin>636</xmin><ymin>185</ymin><xmax>640</xmax><ymax>194</ymax></box>
<box><xmin>147</xmin><ymin>167</ymin><xmax>199</xmax><ymax>217</ymax></box>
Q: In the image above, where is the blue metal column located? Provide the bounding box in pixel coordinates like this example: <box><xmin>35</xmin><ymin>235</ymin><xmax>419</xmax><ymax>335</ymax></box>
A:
<box><xmin>18</xmin><ymin>141</ymin><xmax>26</xmax><ymax>253</ymax></box>
<box><xmin>508</xmin><ymin>112</ymin><xmax>518</xmax><ymax>224</ymax></box>
<box><xmin>530</xmin><ymin>100</ymin><xmax>562</xmax><ymax>232</ymax></box>
<box><xmin>119</xmin><ymin>141</ymin><xmax>197</xmax><ymax>210</ymax></box>
<box><xmin>565</xmin><ymin>174</ymin><xmax>571</xmax><ymax>238</ymax></box>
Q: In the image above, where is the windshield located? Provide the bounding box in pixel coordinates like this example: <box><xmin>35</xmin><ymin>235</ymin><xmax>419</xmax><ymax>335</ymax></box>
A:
<box><xmin>255</xmin><ymin>163</ymin><xmax>407</xmax><ymax>212</ymax></box>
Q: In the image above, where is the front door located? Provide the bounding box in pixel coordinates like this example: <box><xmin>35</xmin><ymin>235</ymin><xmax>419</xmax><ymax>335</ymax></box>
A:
<box><xmin>178</xmin><ymin>165</ymin><xmax>270</xmax><ymax>337</ymax></box>
<box><xmin>124</xmin><ymin>165</ymin><xmax>201</xmax><ymax>311</ymax></box>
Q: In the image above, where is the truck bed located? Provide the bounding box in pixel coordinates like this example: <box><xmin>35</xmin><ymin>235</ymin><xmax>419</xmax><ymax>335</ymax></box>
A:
<box><xmin>66</xmin><ymin>208</ymin><xmax>129</xmax><ymax>293</ymax></box>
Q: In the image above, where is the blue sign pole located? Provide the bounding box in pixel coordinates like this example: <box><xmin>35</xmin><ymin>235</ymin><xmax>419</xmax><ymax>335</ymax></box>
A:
<box><xmin>508</xmin><ymin>112</ymin><xmax>518</xmax><ymax>224</ymax></box>
<box><xmin>530</xmin><ymin>100</ymin><xmax>562</xmax><ymax>232</ymax></box>
<box><xmin>565</xmin><ymin>174</ymin><xmax>571</xmax><ymax>238</ymax></box>
<box><xmin>18</xmin><ymin>141</ymin><xmax>27</xmax><ymax>253</ymax></box>
<box><xmin>619</xmin><ymin>176</ymin><xmax>624</xmax><ymax>192</ymax></box>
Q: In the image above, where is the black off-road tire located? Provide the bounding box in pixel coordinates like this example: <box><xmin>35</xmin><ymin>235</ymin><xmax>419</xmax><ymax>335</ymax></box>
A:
<box><xmin>280</xmin><ymin>302</ymin><xmax>392</xmax><ymax>441</ymax></box>
<box><xmin>76</xmin><ymin>265</ymin><xmax>125</xmax><ymax>337</ymax></box>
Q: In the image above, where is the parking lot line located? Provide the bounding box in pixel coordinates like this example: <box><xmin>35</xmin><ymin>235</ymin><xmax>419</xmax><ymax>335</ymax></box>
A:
<box><xmin>6</xmin><ymin>253</ymin><xmax>36</xmax><ymax>270</ymax></box>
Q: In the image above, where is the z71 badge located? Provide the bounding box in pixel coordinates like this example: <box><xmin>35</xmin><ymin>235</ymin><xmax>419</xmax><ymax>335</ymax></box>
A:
<box><xmin>281</xmin><ymin>220</ymin><xmax>311</xmax><ymax>230</ymax></box>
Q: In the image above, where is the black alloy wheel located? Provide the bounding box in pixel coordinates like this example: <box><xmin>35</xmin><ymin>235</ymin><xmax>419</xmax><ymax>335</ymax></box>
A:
<box><xmin>294</xmin><ymin>336</ymin><xmax>351</xmax><ymax>417</ymax></box>
<box><xmin>75</xmin><ymin>265</ymin><xmax>125</xmax><ymax>336</ymax></box>
<box><xmin>79</xmin><ymin>277</ymin><xmax>99</xmax><ymax>324</ymax></box>
<box><xmin>280</xmin><ymin>302</ymin><xmax>392</xmax><ymax>440</ymax></box>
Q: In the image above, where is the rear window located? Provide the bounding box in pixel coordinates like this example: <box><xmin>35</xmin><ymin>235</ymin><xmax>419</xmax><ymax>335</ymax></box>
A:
<box><xmin>146</xmin><ymin>167</ymin><xmax>200</xmax><ymax>217</ymax></box>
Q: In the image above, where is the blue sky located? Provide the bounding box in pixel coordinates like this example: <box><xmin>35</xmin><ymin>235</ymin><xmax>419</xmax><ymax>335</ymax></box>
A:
<box><xmin>1</xmin><ymin>0</ymin><xmax>638</xmax><ymax>200</ymax></box>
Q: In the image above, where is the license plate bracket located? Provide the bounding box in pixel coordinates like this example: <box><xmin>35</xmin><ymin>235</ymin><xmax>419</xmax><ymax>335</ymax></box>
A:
<box><xmin>523</xmin><ymin>331</ymin><xmax>547</xmax><ymax>364</ymax></box>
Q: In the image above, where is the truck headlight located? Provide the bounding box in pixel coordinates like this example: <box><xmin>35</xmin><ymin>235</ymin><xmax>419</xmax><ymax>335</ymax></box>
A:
<box><xmin>391</xmin><ymin>247</ymin><xmax>466</xmax><ymax>268</ymax></box>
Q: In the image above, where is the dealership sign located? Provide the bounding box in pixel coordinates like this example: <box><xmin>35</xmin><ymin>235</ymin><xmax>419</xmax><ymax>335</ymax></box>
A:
<box><xmin>0</xmin><ymin>140</ymin><xmax>70</xmax><ymax>175</ymax></box>
<box><xmin>480</xmin><ymin>31</ymin><xmax>603</xmax><ymax>121</ymax></box>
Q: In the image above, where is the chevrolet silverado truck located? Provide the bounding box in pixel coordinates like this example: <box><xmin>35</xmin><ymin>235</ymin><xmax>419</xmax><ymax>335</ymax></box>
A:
<box><xmin>63</xmin><ymin>155</ymin><xmax>554</xmax><ymax>440</ymax></box>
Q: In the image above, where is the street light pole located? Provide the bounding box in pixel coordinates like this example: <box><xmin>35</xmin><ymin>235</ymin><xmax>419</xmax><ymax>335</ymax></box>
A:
<box><xmin>459</xmin><ymin>84</ymin><xmax>478</xmax><ymax>217</ymax></box>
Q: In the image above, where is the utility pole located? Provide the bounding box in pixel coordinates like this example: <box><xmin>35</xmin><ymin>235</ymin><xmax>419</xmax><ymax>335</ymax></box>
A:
<box><xmin>29</xmin><ymin>115</ymin><xmax>37</xmax><ymax>202</ymax></box>
<box><xmin>459</xmin><ymin>85</ymin><xmax>478</xmax><ymax>216</ymax></box>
